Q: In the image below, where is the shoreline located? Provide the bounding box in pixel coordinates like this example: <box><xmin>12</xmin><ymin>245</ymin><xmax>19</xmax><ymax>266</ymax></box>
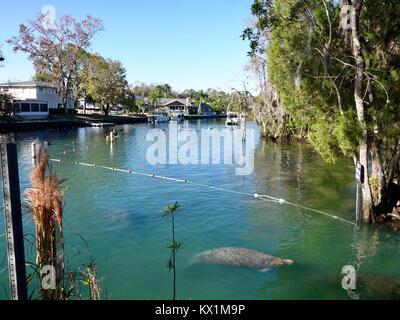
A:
<box><xmin>0</xmin><ymin>114</ymin><xmax>227</xmax><ymax>133</ymax></box>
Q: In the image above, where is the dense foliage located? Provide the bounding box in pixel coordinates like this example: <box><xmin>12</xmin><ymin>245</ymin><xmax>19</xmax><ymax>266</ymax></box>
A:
<box><xmin>243</xmin><ymin>0</ymin><xmax>400</xmax><ymax>224</ymax></box>
<box><xmin>0</xmin><ymin>91</ymin><xmax>20</xmax><ymax>122</ymax></box>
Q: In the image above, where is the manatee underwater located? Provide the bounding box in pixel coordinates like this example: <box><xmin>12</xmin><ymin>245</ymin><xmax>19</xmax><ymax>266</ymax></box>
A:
<box><xmin>192</xmin><ymin>247</ymin><xmax>294</xmax><ymax>272</ymax></box>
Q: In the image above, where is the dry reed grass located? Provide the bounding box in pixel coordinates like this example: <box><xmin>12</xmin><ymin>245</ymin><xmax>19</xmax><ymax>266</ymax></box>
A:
<box><xmin>23</xmin><ymin>146</ymin><xmax>67</xmax><ymax>299</ymax></box>
<box><xmin>22</xmin><ymin>146</ymin><xmax>106</xmax><ymax>300</ymax></box>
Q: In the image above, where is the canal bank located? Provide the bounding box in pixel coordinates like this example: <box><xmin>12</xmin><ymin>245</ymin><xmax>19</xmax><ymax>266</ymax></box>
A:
<box><xmin>184</xmin><ymin>114</ymin><xmax>227</xmax><ymax>120</ymax></box>
<box><xmin>0</xmin><ymin>116</ymin><xmax>148</xmax><ymax>133</ymax></box>
<box><xmin>0</xmin><ymin>114</ymin><xmax>227</xmax><ymax>133</ymax></box>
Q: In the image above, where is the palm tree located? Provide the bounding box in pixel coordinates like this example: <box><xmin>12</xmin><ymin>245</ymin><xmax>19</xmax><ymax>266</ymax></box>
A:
<box><xmin>162</xmin><ymin>201</ymin><xmax>182</xmax><ymax>300</ymax></box>
<box><xmin>162</xmin><ymin>83</ymin><xmax>172</xmax><ymax>98</ymax></box>
<box><xmin>149</xmin><ymin>89</ymin><xmax>162</xmax><ymax>110</ymax></box>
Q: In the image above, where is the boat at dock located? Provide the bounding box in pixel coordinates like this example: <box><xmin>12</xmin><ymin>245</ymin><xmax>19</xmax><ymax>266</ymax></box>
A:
<box><xmin>91</xmin><ymin>122</ymin><xmax>115</xmax><ymax>127</ymax></box>
<box><xmin>225</xmin><ymin>112</ymin><xmax>239</xmax><ymax>126</ymax></box>
<box><xmin>148</xmin><ymin>111</ymin><xmax>170</xmax><ymax>123</ymax></box>
<box><xmin>169</xmin><ymin>112</ymin><xmax>185</xmax><ymax>122</ymax></box>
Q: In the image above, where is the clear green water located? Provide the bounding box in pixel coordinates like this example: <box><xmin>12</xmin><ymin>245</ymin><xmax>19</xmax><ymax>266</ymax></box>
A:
<box><xmin>1</xmin><ymin>119</ymin><xmax>400</xmax><ymax>300</ymax></box>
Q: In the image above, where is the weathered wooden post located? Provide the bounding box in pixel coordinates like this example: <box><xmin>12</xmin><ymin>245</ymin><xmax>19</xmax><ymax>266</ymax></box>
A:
<box><xmin>0</xmin><ymin>134</ymin><xmax>27</xmax><ymax>300</ymax></box>
<box><xmin>31</xmin><ymin>142</ymin><xmax>36</xmax><ymax>159</ymax></box>
<box><xmin>241</xmin><ymin>116</ymin><xmax>246</xmax><ymax>143</ymax></box>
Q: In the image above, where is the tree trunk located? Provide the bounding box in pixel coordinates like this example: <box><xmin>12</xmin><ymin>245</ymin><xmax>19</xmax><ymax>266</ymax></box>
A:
<box><xmin>64</xmin><ymin>86</ymin><xmax>70</xmax><ymax>115</ymax></box>
<box><xmin>351</xmin><ymin>0</ymin><xmax>374</xmax><ymax>223</ymax></box>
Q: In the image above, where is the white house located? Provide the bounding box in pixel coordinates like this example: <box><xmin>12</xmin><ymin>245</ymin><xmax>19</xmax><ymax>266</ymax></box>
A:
<box><xmin>0</xmin><ymin>80</ymin><xmax>69</xmax><ymax>119</ymax></box>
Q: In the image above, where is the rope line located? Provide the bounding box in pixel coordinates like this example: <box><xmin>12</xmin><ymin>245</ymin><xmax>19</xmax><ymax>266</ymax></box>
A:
<box><xmin>48</xmin><ymin>158</ymin><xmax>356</xmax><ymax>226</ymax></box>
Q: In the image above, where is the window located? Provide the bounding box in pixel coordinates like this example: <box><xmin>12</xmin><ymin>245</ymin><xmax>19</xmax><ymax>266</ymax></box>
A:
<box><xmin>40</xmin><ymin>104</ymin><xmax>48</xmax><ymax>112</ymax></box>
<box><xmin>13</xmin><ymin>102</ymin><xmax>20</xmax><ymax>112</ymax></box>
<box><xmin>20</xmin><ymin>103</ymin><xmax>30</xmax><ymax>112</ymax></box>
<box><xmin>31</xmin><ymin>103</ymin><xmax>39</xmax><ymax>112</ymax></box>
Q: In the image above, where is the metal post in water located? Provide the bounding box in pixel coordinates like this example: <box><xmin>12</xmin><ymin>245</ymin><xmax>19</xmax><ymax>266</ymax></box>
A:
<box><xmin>0</xmin><ymin>134</ymin><xmax>27</xmax><ymax>300</ymax></box>
<box><xmin>355</xmin><ymin>183</ymin><xmax>360</xmax><ymax>224</ymax></box>
<box><xmin>355</xmin><ymin>161</ymin><xmax>362</xmax><ymax>225</ymax></box>
<box><xmin>241</xmin><ymin>117</ymin><xmax>246</xmax><ymax>143</ymax></box>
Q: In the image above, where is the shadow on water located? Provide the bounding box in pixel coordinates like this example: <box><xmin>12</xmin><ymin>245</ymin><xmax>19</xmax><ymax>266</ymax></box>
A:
<box><xmin>247</xmin><ymin>139</ymin><xmax>400</xmax><ymax>300</ymax></box>
<box><xmin>253</xmin><ymin>222</ymin><xmax>400</xmax><ymax>299</ymax></box>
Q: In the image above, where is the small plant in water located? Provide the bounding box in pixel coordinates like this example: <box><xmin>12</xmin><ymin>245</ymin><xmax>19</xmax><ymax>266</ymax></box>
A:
<box><xmin>162</xmin><ymin>201</ymin><xmax>183</xmax><ymax>300</ymax></box>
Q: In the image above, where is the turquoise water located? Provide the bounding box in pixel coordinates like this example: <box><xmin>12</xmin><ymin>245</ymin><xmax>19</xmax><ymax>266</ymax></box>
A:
<box><xmin>1</xmin><ymin>119</ymin><xmax>400</xmax><ymax>300</ymax></box>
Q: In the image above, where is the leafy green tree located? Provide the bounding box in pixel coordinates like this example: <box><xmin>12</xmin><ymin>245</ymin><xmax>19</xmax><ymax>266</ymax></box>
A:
<box><xmin>120</xmin><ymin>88</ymin><xmax>138</xmax><ymax>114</ymax></box>
<box><xmin>192</xmin><ymin>90</ymin><xmax>208</xmax><ymax>114</ymax></box>
<box><xmin>149</xmin><ymin>86</ymin><xmax>163</xmax><ymax>109</ymax></box>
<box><xmin>8</xmin><ymin>14</ymin><xmax>104</xmax><ymax>114</ymax></box>
<box><xmin>80</xmin><ymin>54</ymin><xmax>128</xmax><ymax>116</ymax></box>
<box><xmin>0</xmin><ymin>91</ymin><xmax>20</xmax><ymax>122</ymax></box>
<box><xmin>161</xmin><ymin>83</ymin><xmax>172</xmax><ymax>98</ymax></box>
<box><xmin>33</xmin><ymin>70</ymin><xmax>53</xmax><ymax>83</ymax></box>
<box><xmin>162</xmin><ymin>201</ymin><xmax>182</xmax><ymax>300</ymax></box>
<box><xmin>207</xmin><ymin>90</ymin><xmax>231</xmax><ymax>114</ymax></box>
<box><xmin>243</xmin><ymin>0</ymin><xmax>400</xmax><ymax>224</ymax></box>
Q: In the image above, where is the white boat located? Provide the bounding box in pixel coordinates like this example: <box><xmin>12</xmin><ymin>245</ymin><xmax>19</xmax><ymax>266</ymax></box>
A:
<box><xmin>90</xmin><ymin>122</ymin><xmax>115</xmax><ymax>127</ymax></box>
<box><xmin>225</xmin><ymin>112</ymin><xmax>239</xmax><ymax>126</ymax></box>
<box><xmin>148</xmin><ymin>111</ymin><xmax>170</xmax><ymax>123</ymax></box>
<box><xmin>169</xmin><ymin>112</ymin><xmax>185</xmax><ymax>122</ymax></box>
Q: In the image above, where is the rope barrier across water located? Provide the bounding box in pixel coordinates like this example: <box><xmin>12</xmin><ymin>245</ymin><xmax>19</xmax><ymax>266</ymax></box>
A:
<box><xmin>48</xmin><ymin>158</ymin><xmax>356</xmax><ymax>227</ymax></box>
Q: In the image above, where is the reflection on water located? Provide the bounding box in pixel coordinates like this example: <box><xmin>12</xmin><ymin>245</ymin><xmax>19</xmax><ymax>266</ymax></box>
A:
<box><xmin>249</xmin><ymin>139</ymin><xmax>400</xmax><ymax>300</ymax></box>
<box><xmin>0</xmin><ymin>120</ymin><xmax>400</xmax><ymax>300</ymax></box>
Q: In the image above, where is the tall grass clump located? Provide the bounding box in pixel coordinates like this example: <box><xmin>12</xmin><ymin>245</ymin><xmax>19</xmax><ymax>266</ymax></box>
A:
<box><xmin>23</xmin><ymin>146</ymin><xmax>66</xmax><ymax>299</ymax></box>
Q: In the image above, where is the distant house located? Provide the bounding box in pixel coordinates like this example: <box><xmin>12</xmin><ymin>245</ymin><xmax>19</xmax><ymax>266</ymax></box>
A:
<box><xmin>149</xmin><ymin>97</ymin><xmax>214</xmax><ymax>115</ymax></box>
<box><xmin>0</xmin><ymin>80</ymin><xmax>71</xmax><ymax>118</ymax></box>
<box><xmin>76</xmin><ymin>99</ymin><xmax>101</xmax><ymax>115</ymax></box>
<box><xmin>76</xmin><ymin>97</ymin><xmax>131</xmax><ymax>115</ymax></box>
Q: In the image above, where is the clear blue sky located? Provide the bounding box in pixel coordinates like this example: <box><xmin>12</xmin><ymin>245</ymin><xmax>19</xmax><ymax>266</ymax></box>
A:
<box><xmin>0</xmin><ymin>0</ymin><xmax>257</xmax><ymax>94</ymax></box>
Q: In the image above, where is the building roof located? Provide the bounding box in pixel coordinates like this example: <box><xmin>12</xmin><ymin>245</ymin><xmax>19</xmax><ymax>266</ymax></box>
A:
<box><xmin>159</xmin><ymin>98</ymin><xmax>193</xmax><ymax>106</ymax></box>
<box><xmin>0</xmin><ymin>80</ymin><xmax>56</xmax><ymax>88</ymax></box>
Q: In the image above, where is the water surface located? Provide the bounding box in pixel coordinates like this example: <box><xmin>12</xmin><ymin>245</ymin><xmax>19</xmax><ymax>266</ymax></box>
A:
<box><xmin>1</xmin><ymin>119</ymin><xmax>399</xmax><ymax>299</ymax></box>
